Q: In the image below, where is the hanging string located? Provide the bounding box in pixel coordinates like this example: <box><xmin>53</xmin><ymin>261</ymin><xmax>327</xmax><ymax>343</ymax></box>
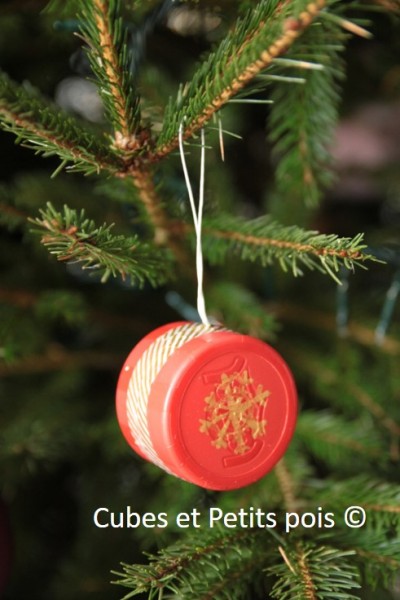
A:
<box><xmin>178</xmin><ymin>123</ymin><xmax>210</xmax><ymax>325</ymax></box>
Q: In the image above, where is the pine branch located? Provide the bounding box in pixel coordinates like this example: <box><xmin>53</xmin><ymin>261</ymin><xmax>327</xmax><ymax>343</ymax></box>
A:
<box><xmin>352</xmin><ymin>546</ymin><xmax>400</xmax><ymax>588</ymax></box>
<box><xmin>314</xmin><ymin>477</ymin><xmax>400</xmax><ymax>533</ymax></box>
<box><xmin>0</xmin><ymin>287</ymin><xmax>150</xmax><ymax>337</ymax></box>
<box><xmin>372</xmin><ymin>0</ymin><xmax>400</xmax><ymax>11</ymax></box>
<box><xmin>44</xmin><ymin>0</ymin><xmax>80</xmax><ymax>15</ymax></box>
<box><xmin>296</xmin><ymin>411</ymin><xmax>383</xmax><ymax>469</ymax></box>
<box><xmin>0</xmin><ymin>410</ymin><xmax>80</xmax><ymax>474</ymax></box>
<box><xmin>113</xmin><ymin>527</ymin><xmax>271</xmax><ymax>599</ymax></box>
<box><xmin>207</xmin><ymin>282</ymin><xmax>278</xmax><ymax>339</ymax></box>
<box><xmin>290</xmin><ymin>352</ymin><xmax>400</xmax><ymax>439</ymax></box>
<box><xmin>0</xmin><ymin>74</ymin><xmax>178</xmax><ymax>250</ymax></box>
<box><xmin>80</xmin><ymin>0</ymin><xmax>148</xmax><ymax>152</ymax></box>
<box><xmin>30</xmin><ymin>203</ymin><xmax>174</xmax><ymax>287</ymax></box>
<box><xmin>328</xmin><ymin>529</ymin><xmax>400</xmax><ymax>590</ymax></box>
<box><xmin>0</xmin><ymin>71</ymin><xmax>122</xmax><ymax>176</ymax></box>
<box><xmin>269</xmin><ymin>542</ymin><xmax>361</xmax><ymax>600</ymax></box>
<box><xmin>0</xmin><ymin>184</ymin><xmax>26</xmax><ymax>231</ymax></box>
<box><xmin>200</xmin><ymin>214</ymin><xmax>373</xmax><ymax>282</ymax></box>
<box><xmin>125</xmin><ymin>170</ymin><xmax>172</xmax><ymax>246</ymax></box>
<box><xmin>247</xmin><ymin>446</ymin><xmax>314</xmax><ymax>514</ymax></box>
<box><xmin>268</xmin><ymin>16</ymin><xmax>347</xmax><ymax>206</ymax></box>
<box><xmin>274</xmin><ymin>459</ymin><xmax>299</xmax><ymax>512</ymax></box>
<box><xmin>153</xmin><ymin>0</ymin><xmax>329</xmax><ymax>160</ymax></box>
<box><xmin>107</xmin><ymin>172</ymin><xmax>193</xmax><ymax>266</ymax></box>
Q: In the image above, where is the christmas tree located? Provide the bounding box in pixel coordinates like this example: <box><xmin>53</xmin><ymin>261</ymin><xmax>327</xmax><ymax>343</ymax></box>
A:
<box><xmin>1</xmin><ymin>0</ymin><xmax>400</xmax><ymax>598</ymax></box>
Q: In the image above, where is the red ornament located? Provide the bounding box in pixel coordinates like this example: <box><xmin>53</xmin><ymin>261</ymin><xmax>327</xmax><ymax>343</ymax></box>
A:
<box><xmin>116</xmin><ymin>322</ymin><xmax>297</xmax><ymax>490</ymax></box>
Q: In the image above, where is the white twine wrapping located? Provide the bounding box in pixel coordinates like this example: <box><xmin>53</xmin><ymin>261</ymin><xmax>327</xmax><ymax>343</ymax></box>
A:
<box><xmin>126</xmin><ymin>322</ymin><xmax>214</xmax><ymax>471</ymax></box>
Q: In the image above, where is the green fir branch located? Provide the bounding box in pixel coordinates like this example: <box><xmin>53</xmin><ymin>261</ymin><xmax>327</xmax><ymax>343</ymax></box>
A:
<box><xmin>296</xmin><ymin>411</ymin><xmax>383</xmax><ymax>469</ymax></box>
<box><xmin>0</xmin><ymin>72</ymin><xmax>122</xmax><ymax>176</ymax></box>
<box><xmin>269</xmin><ymin>543</ymin><xmax>361</xmax><ymax>600</ymax></box>
<box><xmin>44</xmin><ymin>0</ymin><xmax>80</xmax><ymax>15</ymax></box>
<box><xmin>153</xmin><ymin>0</ymin><xmax>328</xmax><ymax>159</ymax></box>
<box><xmin>373</xmin><ymin>0</ymin><xmax>400</xmax><ymax>11</ymax></box>
<box><xmin>200</xmin><ymin>214</ymin><xmax>374</xmax><ymax>282</ymax></box>
<box><xmin>207</xmin><ymin>282</ymin><xmax>278</xmax><ymax>339</ymax></box>
<box><xmin>0</xmin><ymin>184</ymin><xmax>26</xmax><ymax>231</ymax></box>
<box><xmin>327</xmin><ymin>529</ymin><xmax>400</xmax><ymax>590</ymax></box>
<box><xmin>351</xmin><ymin>541</ymin><xmax>400</xmax><ymax>590</ymax></box>
<box><xmin>314</xmin><ymin>477</ymin><xmax>400</xmax><ymax>534</ymax></box>
<box><xmin>113</xmin><ymin>527</ymin><xmax>271</xmax><ymax>599</ymax></box>
<box><xmin>35</xmin><ymin>290</ymin><xmax>88</xmax><ymax>326</ymax></box>
<box><xmin>288</xmin><ymin>351</ymin><xmax>400</xmax><ymax>436</ymax></box>
<box><xmin>268</xmin><ymin>17</ymin><xmax>347</xmax><ymax>206</ymax></box>
<box><xmin>30</xmin><ymin>203</ymin><xmax>173</xmax><ymax>287</ymax></box>
<box><xmin>0</xmin><ymin>412</ymin><xmax>80</xmax><ymax>477</ymax></box>
<box><xmin>80</xmin><ymin>0</ymin><xmax>147</xmax><ymax>152</ymax></box>
<box><xmin>271</xmin><ymin>450</ymin><xmax>315</xmax><ymax>511</ymax></box>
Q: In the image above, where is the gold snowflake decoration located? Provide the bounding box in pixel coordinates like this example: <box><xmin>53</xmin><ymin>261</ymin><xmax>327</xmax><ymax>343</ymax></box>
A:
<box><xmin>199</xmin><ymin>370</ymin><xmax>270</xmax><ymax>455</ymax></box>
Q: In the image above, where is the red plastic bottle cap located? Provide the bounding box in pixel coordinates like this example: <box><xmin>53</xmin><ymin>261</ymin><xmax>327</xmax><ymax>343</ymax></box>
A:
<box><xmin>116</xmin><ymin>322</ymin><xmax>297</xmax><ymax>490</ymax></box>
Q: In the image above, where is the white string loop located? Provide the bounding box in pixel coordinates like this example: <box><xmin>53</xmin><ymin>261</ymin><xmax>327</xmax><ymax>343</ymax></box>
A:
<box><xmin>178</xmin><ymin>124</ymin><xmax>210</xmax><ymax>325</ymax></box>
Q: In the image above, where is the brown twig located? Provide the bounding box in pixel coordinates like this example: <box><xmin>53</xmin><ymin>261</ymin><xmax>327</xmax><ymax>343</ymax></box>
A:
<box><xmin>87</xmin><ymin>1</ymin><xmax>179</xmax><ymax>251</ymax></box>
<box><xmin>0</xmin><ymin>201</ymin><xmax>27</xmax><ymax>222</ymax></box>
<box><xmin>93</xmin><ymin>0</ymin><xmax>134</xmax><ymax>147</ymax></box>
<box><xmin>125</xmin><ymin>168</ymin><xmax>171</xmax><ymax>246</ymax></box>
<box><xmin>274</xmin><ymin>459</ymin><xmax>299</xmax><ymax>512</ymax></box>
<box><xmin>363</xmin><ymin>503</ymin><xmax>400</xmax><ymax>514</ymax></box>
<box><xmin>296</xmin><ymin>544</ymin><xmax>317</xmax><ymax>600</ymax></box>
<box><xmin>352</xmin><ymin>548</ymin><xmax>400</xmax><ymax>569</ymax></box>
<box><xmin>204</xmin><ymin>228</ymin><xmax>363</xmax><ymax>261</ymax></box>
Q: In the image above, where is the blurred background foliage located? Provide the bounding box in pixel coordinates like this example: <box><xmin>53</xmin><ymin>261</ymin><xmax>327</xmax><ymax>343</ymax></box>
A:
<box><xmin>0</xmin><ymin>1</ymin><xmax>399</xmax><ymax>598</ymax></box>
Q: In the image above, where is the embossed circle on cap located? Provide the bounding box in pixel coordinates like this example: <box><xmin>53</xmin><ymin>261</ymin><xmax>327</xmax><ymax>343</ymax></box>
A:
<box><xmin>147</xmin><ymin>331</ymin><xmax>297</xmax><ymax>490</ymax></box>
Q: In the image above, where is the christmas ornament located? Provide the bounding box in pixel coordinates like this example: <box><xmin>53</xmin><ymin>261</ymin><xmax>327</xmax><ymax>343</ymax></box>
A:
<box><xmin>116</xmin><ymin>320</ymin><xmax>297</xmax><ymax>490</ymax></box>
<box><xmin>116</xmin><ymin>125</ymin><xmax>297</xmax><ymax>490</ymax></box>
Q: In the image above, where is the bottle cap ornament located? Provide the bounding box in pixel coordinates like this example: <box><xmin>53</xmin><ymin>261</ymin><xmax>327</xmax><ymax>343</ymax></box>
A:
<box><xmin>116</xmin><ymin>321</ymin><xmax>297</xmax><ymax>490</ymax></box>
<box><xmin>116</xmin><ymin>125</ymin><xmax>297</xmax><ymax>490</ymax></box>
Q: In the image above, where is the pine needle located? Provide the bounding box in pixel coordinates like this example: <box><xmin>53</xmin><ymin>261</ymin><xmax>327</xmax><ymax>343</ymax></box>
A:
<box><xmin>30</xmin><ymin>203</ymin><xmax>174</xmax><ymax>287</ymax></box>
